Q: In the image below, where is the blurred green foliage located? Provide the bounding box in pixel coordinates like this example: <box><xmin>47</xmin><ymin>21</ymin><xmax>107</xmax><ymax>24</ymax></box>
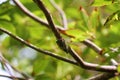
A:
<box><xmin>0</xmin><ymin>0</ymin><xmax>120</xmax><ymax>80</ymax></box>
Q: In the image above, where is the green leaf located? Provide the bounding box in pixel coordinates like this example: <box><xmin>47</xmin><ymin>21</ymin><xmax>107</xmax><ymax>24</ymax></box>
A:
<box><xmin>104</xmin><ymin>10</ymin><xmax>120</xmax><ymax>27</ymax></box>
<box><xmin>106</xmin><ymin>3</ymin><xmax>120</xmax><ymax>13</ymax></box>
<box><xmin>33</xmin><ymin>57</ymin><xmax>49</xmax><ymax>75</ymax></box>
<box><xmin>66</xmin><ymin>29</ymin><xmax>88</xmax><ymax>42</ymax></box>
<box><xmin>0</xmin><ymin>20</ymin><xmax>15</xmax><ymax>33</ymax></box>
<box><xmin>0</xmin><ymin>1</ymin><xmax>13</xmax><ymax>16</ymax></box>
<box><xmin>56</xmin><ymin>61</ymin><xmax>73</xmax><ymax>79</ymax></box>
<box><xmin>78</xmin><ymin>7</ymin><xmax>89</xmax><ymax>30</ymax></box>
<box><xmin>115</xmin><ymin>76</ymin><xmax>119</xmax><ymax>80</ymax></box>
<box><xmin>89</xmin><ymin>8</ymin><xmax>101</xmax><ymax>30</ymax></box>
<box><xmin>92</xmin><ymin>0</ymin><xmax>112</xmax><ymax>6</ymax></box>
<box><xmin>66</xmin><ymin>7</ymin><xmax>80</xmax><ymax>20</ymax></box>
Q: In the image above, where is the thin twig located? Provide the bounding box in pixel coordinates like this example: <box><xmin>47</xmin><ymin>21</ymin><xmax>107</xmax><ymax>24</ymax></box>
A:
<box><xmin>33</xmin><ymin>0</ymin><xmax>117</xmax><ymax>72</ymax></box>
<box><xmin>33</xmin><ymin>0</ymin><xmax>69</xmax><ymax>53</ymax></box>
<box><xmin>0</xmin><ymin>74</ymin><xmax>26</xmax><ymax>80</ymax></box>
<box><xmin>33</xmin><ymin>0</ymin><xmax>62</xmax><ymax>40</ymax></box>
<box><xmin>12</xmin><ymin>0</ymin><xmax>65</xmax><ymax>30</ymax></box>
<box><xmin>0</xmin><ymin>55</ymin><xmax>28</xmax><ymax>80</ymax></box>
<box><xmin>0</xmin><ymin>54</ymin><xmax>15</xmax><ymax>79</ymax></box>
<box><xmin>111</xmin><ymin>59</ymin><xmax>118</xmax><ymax>66</ymax></box>
<box><xmin>88</xmin><ymin>72</ymin><xmax>116</xmax><ymax>80</ymax></box>
<box><xmin>0</xmin><ymin>53</ymin><xmax>31</xmax><ymax>79</ymax></box>
<box><xmin>83</xmin><ymin>40</ymin><xmax>118</xmax><ymax>79</ymax></box>
<box><xmin>0</xmin><ymin>28</ymin><xmax>78</xmax><ymax>66</ymax></box>
<box><xmin>12</xmin><ymin>0</ymin><xmax>48</xmax><ymax>27</ymax></box>
<box><xmin>68</xmin><ymin>47</ymin><xmax>117</xmax><ymax>72</ymax></box>
<box><xmin>83</xmin><ymin>39</ymin><xmax>118</xmax><ymax>65</ymax></box>
<box><xmin>82</xmin><ymin>39</ymin><xmax>103</xmax><ymax>54</ymax></box>
<box><xmin>49</xmin><ymin>0</ymin><xmax>68</xmax><ymax>29</ymax></box>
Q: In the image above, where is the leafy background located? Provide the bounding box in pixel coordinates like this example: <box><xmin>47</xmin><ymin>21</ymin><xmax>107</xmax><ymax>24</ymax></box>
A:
<box><xmin>0</xmin><ymin>0</ymin><xmax>120</xmax><ymax>80</ymax></box>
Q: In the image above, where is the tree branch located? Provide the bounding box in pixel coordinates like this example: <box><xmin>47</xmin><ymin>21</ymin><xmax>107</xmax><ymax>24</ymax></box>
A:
<box><xmin>0</xmin><ymin>74</ymin><xmax>27</xmax><ymax>80</ymax></box>
<box><xmin>83</xmin><ymin>39</ymin><xmax>118</xmax><ymax>65</ymax></box>
<box><xmin>0</xmin><ymin>28</ymin><xmax>78</xmax><ymax>66</ymax></box>
<box><xmin>33</xmin><ymin>0</ymin><xmax>117</xmax><ymax>72</ymax></box>
<box><xmin>0</xmin><ymin>27</ymin><xmax>117</xmax><ymax>73</ymax></box>
<box><xmin>11</xmin><ymin>0</ymin><xmax>118</xmax><ymax>79</ymax></box>
<box><xmin>67</xmin><ymin>47</ymin><xmax>117</xmax><ymax>72</ymax></box>
<box><xmin>49</xmin><ymin>0</ymin><xmax>68</xmax><ymax>29</ymax></box>
<box><xmin>33</xmin><ymin>0</ymin><xmax>62</xmax><ymax>40</ymax></box>
<box><xmin>12</xmin><ymin>0</ymin><xmax>107</xmax><ymax>54</ymax></box>
<box><xmin>33</xmin><ymin>0</ymin><xmax>69</xmax><ymax>53</ymax></box>
<box><xmin>12</xmin><ymin>0</ymin><xmax>48</xmax><ymax>27</ymax></box>
<box><xmin>82</xmin><ymin>39</ymin><xmax>103</xmax><ymax>54</ymax></box>
<box><xmin>88</xmin><ymin>72</ymin><xmax>116</xmax><ymax>80</ymax></box>
<box><xmin>12</xmin><ymin>0</ymin><xmax>65</xmax><ymax>31</ymax></box>
<box><xmin>12</xmin><ymin>0</ymin><xmax>108</xmax><ymax>55</ymax></box>
<box><xmin>83</xmin><ymin>40</ymin><xmax>118</xmax><ymax>79</ymax></box>
<box><xmin>0</xmin><ymin>53</ymin><xmax>31</xmax><ymax>79</ymax></box>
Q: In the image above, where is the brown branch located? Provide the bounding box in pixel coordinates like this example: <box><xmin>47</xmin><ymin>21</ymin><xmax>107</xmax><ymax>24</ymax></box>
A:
<box><xmin>67</xmin><ymin>47</ymin><xmax>117</xmax><ymax>72</ymax></box>
<box><xmin>82</xmin><ymin>39</ymin><xmax>103</xmax><ymax>54</ymax></box>
<box><xmin>33</xmin><ymin>0</ymin><xmax>62</xmax><ymax>40</ymax></box>
<box><xmin>83</xmin><ymin>39</ymin><xmax>118</xmax><ymax>65</ymax></box>
<box><xmin>0</xmin><ymin>74</ymin><xmax>27</xmax><ymax>80</ymax></box>
<box><xmin>0</xmin><ymin>55</ymin><xmax>27</xmax><ymax>79</ymax></box>
<box><xmin>33</xmin><ymin>0</ymin><xmax>69</xmax><ymax>53</ymax></box>
<box><xmin>0</xmin><ymin>54</ymin><xmax>14</xmax><ymax>78</ymax></box>
<box><xmin>49</xmin><ymin>0</ymin><xmax>68</xmax><ymax>29</ymax></box>
<box><xmin>83</xmin><ymin>40</ymin><xmax>118</xmax><ymax>79</ymax></box>
<box><xmin>0</xmin><ymin>53</ymin><xmax>31</xmax><ymax>79</ymax></box>
<box><xmin>33</xmin><ymin>0</ymin><xmax>117</xmax><ymax>72</ymax></box>
<box><xmin>0</xmin><ymin>28</ymin><xmax>117</xmax><ymax>73</ymax></box>
<box><xmin>12</xmin><ymin>0</ymin><xmax>48</xmax><ymax>27</ymax></box>
<box><xmin>88</xmin><ymin>72</ymin><xmax>116</xmax><ymax>80</ymax></box>
<box><xmin>12</xmin><ymin>0</ymin><xmax>65</xmax><ymax>31</ymax></box>
<box><xmin>0</xmin><ymin>28</ymin><xmax>78</xmax><ymax>66</ymax></box>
